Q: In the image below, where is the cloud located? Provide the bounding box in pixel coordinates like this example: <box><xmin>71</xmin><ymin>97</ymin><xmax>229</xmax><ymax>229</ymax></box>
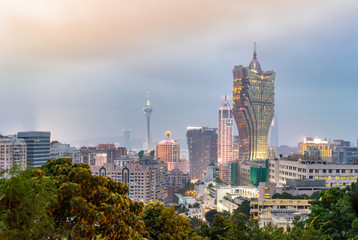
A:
<box><xmin>0</xmin><ymin>0</ymin><xmax>358</xmax><ymax>146</ymax></box>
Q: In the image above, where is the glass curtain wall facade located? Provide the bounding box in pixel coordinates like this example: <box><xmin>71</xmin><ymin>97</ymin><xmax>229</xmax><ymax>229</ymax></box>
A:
<box><xmin>18</xmin><ymin>131</ymin><xmax>51</xmax><ymax>168</ymax></box>
<box><xmin>218</xmin><ymin>97</ymin><xmax>233</xmax><ymax>164</ymax></box>
<box><xmin>232</xmin><ymin>44</ymin><xmax>275</xmax><ymax>161</ymax></box>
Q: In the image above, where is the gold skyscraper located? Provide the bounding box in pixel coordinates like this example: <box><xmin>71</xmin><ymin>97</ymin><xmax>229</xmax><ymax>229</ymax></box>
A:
<box><xmin>232</xmin><ymin>43</ymin><xmax>275</xmax><ymax>160</ymax></box>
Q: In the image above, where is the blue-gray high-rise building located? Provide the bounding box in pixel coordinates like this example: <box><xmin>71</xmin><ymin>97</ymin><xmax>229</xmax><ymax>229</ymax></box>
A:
<box><xmin>18</xmin><ymin>131</ymin><xmax>51</xmax><ymax>168</ymax></box>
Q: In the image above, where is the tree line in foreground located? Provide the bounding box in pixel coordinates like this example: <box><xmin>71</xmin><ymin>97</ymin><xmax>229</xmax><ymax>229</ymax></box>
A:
<box><xmin>0</xmin><ymin>158</ymin><xmax>358</xmax><ymax>240</ymax></box>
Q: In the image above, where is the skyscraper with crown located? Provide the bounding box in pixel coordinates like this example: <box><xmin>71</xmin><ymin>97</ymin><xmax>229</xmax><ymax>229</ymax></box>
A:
<box><xmin>232</xmin><ymin>43</ymin><xmax>275</xmax><ymax>161</ymax></box>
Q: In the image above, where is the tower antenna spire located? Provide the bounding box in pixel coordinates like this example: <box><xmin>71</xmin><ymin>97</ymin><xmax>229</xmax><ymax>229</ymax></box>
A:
<box><xmin>143</xmin><ymin>91</ymin><xmax>153</xmax><ymax>150</ymax></box>
<box><xmin>253</xmin><ymin>42</ymin><xmax>257</xmax><ymax>59</ymax></box>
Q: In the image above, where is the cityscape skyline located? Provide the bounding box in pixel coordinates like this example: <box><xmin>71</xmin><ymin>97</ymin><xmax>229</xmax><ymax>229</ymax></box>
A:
<box><xmin>0</xmin><ymin>1</ymin><xmax>358</xmax><ymax>147</ymax></box>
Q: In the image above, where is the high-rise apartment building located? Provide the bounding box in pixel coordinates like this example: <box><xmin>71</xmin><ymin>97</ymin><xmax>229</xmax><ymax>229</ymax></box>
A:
<box><xmin>186</xmin><ymin>127</ymin><xmax>217</xmax><ymax>180</ymax></box>
<box><xmin>155</xmin><ymin>131</ymin><xmax>180</xmax><ymax>171</ymax></box>
<box><xmin>18</xmin><ymin>131</ymin><xmax>50</xmax><ymax>168</ymax></box>
<box><xmin>123</xmin><ymin>129</ymin><xmax>132</xmax><ymax>150</ymax></box>
<box><xmin>218</xmin><ymin>96</ymin><xmax>233</xmax><ymax>164</ymax></box>
<box><xmin>0</xmin><ymin>136</ymin><xmax>27</xmax><ymax>177</ymax></box>
<box><xmin>232</xmin><ymin>43</ymin><xmax>275</xmax><ymax>161</ymax></box>
<box><xmin>91</xmin><ymin>158</ymin><xmax>168</xmax><ymax>203</ymax></box>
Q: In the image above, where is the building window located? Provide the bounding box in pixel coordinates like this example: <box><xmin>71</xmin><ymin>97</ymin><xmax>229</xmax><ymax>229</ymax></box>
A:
<box><xmin>329</xmin><ymin>169</ymin><xmax>332</xmax><ymax>173</ymax></box>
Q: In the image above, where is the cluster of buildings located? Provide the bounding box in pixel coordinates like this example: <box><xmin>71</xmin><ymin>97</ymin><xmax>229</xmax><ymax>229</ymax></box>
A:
<box><xmin>1</xmin><ymin>44</ymin><xmax>357</xmax><ymax>229</ymax></box>
<box><xmin>181</xmin><ymin>44</ymin><xmax>358</xmax><ymax>228</ymax></box>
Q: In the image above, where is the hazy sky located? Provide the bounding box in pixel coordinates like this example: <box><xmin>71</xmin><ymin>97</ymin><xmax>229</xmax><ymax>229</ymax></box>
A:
<box><xmin>0</xmin><ymin>0</ymin><xmax>357</xmax><ymax>147</ymax></box>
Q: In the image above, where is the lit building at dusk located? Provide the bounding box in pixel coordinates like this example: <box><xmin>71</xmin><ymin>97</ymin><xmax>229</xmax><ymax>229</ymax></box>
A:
<box><xmin>155</xmin><ymin>131</ymin><xmax>180</xmax><ymax>171</ymax></box>
<box><xmin>186</xmin><ymin>127</ymin><xmax>217</xmax><ymax>180</ymax></box>
<box><xmin>298</xmin><ymin>137</ymin><xmax>331</xmax><ymax>158</ymax></box>
<box><xmin>232</xmin><ymin>43</ymin><xmax>275</xmax><ymax>161</ymax></box>
<box><xmin>218</xmin><ymin>96</ymin><xmax>233</xmax><ymax>164</ymax></box>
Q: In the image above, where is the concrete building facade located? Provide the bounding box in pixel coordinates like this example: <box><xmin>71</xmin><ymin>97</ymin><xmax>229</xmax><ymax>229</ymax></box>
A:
<box><xmin>0</xmin><ymin>136</ymin><xmax>27</xmax><ymax>177</ymax></box>
<box><xmin>155</xmin><ymin>131</ymin><xmax>180</xmax><ymax>171</ymax></box>
<box><xmin>91</xmin><ymin>158</ymin><xmax>168</xmax><ymax>203</ymax></box>
<box><xmin>186</xmin><ymin>127</ymin><xmax>217</xmax><ymax>180</ymax></box>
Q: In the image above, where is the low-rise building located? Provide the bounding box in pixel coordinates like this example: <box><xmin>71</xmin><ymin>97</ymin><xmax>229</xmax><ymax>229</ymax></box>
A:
<box><xmin>268</xmin><ymin>157</ymin><xmax>358</xmax><ymax>188</ymax></box>
<box><xmin>175</xmin><ymin>194</ymin><xmax>204</xmax><ymax>219</ymax></box>
<box><xmin>250</xmin><ymin>198</ymin><xmax>311</xmax><ymax>219</ymax></box>
<box><xmin>259</xmin><ymin>209</ymin><xmax>308</xmax><ymax>229</ymax></box>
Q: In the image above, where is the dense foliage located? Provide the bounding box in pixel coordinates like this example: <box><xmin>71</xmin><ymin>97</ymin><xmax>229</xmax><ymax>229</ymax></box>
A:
<box><xmin>300</xmin><ymin>183</ymin><xmax>358</xmax><ymax>240</ymax></box>
<box><xmin>141</xmin><ymin>201</ymin><xmax>191</xmax><ymax>240</ymax></box>
<box><xmin>0</xmin><ymin>166</ymin><xmax>55</xmax><ymax>239</ymax></box>
<box><xmin>1</xmin><ymin>158</ymin><xmax>358</xmax><ymax>240</ymax></box>
<box><xmin>272</xmin><ymin>191</ymin><xmax>320</xmax><ymax>200</ymax></box>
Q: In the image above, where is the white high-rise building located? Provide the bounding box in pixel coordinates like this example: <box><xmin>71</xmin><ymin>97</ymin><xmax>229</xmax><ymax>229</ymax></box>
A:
<box><xmin>218</xmin><ymin>96</ymin><xmax>233</xmax><ymax>164</ymax></box>
<box><xmin>0</xmin><ymin>136</ymin><xmax>27</xmax><ymax>178</ymax></box>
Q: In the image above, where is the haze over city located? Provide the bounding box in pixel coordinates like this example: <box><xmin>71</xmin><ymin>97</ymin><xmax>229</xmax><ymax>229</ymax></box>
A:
<box><xmin>1</xmin><ymin>0</ymin><xmax>358</xmax><ymax>146</ymax></box>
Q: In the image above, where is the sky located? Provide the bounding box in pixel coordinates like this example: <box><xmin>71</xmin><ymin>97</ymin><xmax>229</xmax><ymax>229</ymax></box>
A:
<box><xmin>0</xmin><ymin>0</ymin><xmax>357</xmax><ymax>147</ymax></box>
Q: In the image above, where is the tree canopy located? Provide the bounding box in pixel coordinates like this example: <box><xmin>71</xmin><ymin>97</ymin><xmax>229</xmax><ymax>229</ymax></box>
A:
<box><xmin>141</xmin><ymin>201</ymin><xmax>191</xmax><ymax>240</ymax></box>
<box><xmin>1</xmin><ymin>158</ymin><xmax>358</xmax><ymax>240</ymax></box>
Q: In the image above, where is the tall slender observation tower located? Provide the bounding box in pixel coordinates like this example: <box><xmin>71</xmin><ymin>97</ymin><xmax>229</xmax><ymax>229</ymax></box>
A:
<box><xmin>232</xmin><ymin>43</ymin><xmax>275</xmax><ymax>161</ymax></box>
<box><xmin>218</xmin><ymin>95</ymin><xmax>233</xmax><ymax>164</ymax></box>
<box><xmin>143</xmin><ymin>92</ymin><xmax>152</xmax><ymax>150</ymax></box>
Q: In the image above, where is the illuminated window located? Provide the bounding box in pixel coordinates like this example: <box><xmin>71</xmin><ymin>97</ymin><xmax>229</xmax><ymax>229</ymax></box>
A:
<box><xmin>349</xmin><ymin>176</ymin><xmax>353</xmax><ymax>180</ymax></box>
<box><xmin>322</xmin><ymin>176</ymin><xmax>327</xmax><ymax>180</ymax></box>
<box><xmin>336</xmin><ymin>176</ymin><xmax>340</xmax><ymax>180</ymax></box>
<box><xmin>328</xmin><ymin>176</ymin><xmax>332</xmax><ymax>180</ymax></box>
<box><xmin>341</xmin><ymin>176</ymin><xmax>346</xmax><ymax>180</ymax></box>
<box><xmin>315</xmin><ymin>176</ymin><xmax>319</xmax><ymax>180</ymax></box>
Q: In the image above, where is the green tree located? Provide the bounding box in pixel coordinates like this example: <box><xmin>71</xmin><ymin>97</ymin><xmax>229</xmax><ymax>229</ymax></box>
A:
<box><xmin>0</xmin><ymin>166</ymin><xmax>56</xmax><ymax>239</ymax></box>
<box><xmin>234</xmin><ymin>200</ymin><xmax>251</xmax><ymax>219</ymax></box>
<box><xmin>208</xmin><ymin>214</ymin><xmax>228</xmax><ymax>240</ymax></box>
<box><xmin>301</xmin><ymin>183</ymin><xmax>358</xmax><ymax>240</ymax></box>
<box><xmin>204</xmin><ymin>210</ymin><xmax>218</xmax><ymax>225</ymax></box>
<box><xmin>310</xmin><ymin>191</ymin><xmax>321</xmax><ymax>200</ymax></box>
<box><xmin>40</xmin><ymin>158</ymin><xmax>146</xmax><ymax>239</ymax></box>
<box><xmin>141</xmin><ymin>201</ymin><xmax>191</xmax><ymax>240</ymax></box>
<box><xmin>189</xmin><ymin>217</ymin><xmax>204</xmax><ymax>229</ymax></box>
